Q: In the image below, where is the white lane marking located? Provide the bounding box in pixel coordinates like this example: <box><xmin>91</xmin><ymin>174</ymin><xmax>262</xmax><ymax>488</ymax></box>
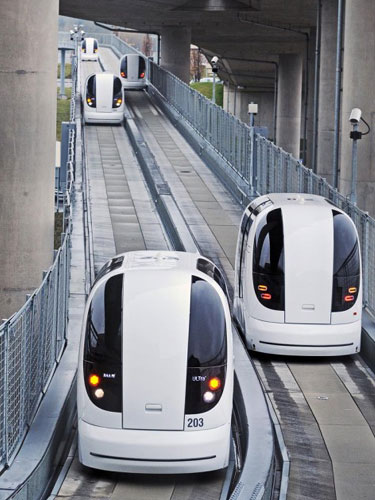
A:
<box><xmin>148</xmin><ymin>103</ymin><xmax>159</xmax><ymax>116</ymax></box>
<box><xmin>133</xmin><ymin>105</ymin><xmax>143</xmax><ymax>119</ymax></box>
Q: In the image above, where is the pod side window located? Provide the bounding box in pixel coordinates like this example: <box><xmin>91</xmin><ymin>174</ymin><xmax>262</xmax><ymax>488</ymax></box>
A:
<box><xmin>238</xmin><ymin>211</ymin><xmax>253</xmax><ymax>298</ymax></box>
<box><xmin>84</xmin><ymin>274</ymin><xmax>123</xmax><ymax>412</ymax></box>
<box><xmin>253</xmin><ymin>208</ymin><xmax>284</xmax><ymax>310</ymax></box>
<box><xmin>94</xmin><ymin>255</ymin><xmax>124</xmax><ymax>286</ymax></box>
<box><xmin>332</xmin><ymin>210</ymin><xmax>360</xmax><ymax>311</ymax></box>
<box><xmin>93</xmin><ymin>39</ymin><xmax>98</xmax><ymax>51</ymax></box>
<box><xmin>196</xmin><ymin>258</ymin><xmax>228</xmax><ymax>299</ymax></box>
<box><xmin>185</xmin><ymin>277</ymin><xmax>227</xmax><ymax>414</ymax></box>
<box><xmin>81</xmin><ymin>40</ymin><xmax>86</xmax><ymax>52</ymax></box>
<box><xmin>138</xmin><ymin>56</ymin><xmax>146</xmax><ymax>78</ymax></box>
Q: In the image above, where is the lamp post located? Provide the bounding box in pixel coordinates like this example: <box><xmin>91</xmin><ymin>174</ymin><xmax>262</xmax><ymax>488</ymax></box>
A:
<box><xmin>248</xmin><ymin>102</ymin><xmax>258</xmax><ymax>127</ymax></box>
<box><xmin>348</xmin><ymin>108</ymin><xmax>370</xmax><ymax>205</ymax></box>
<box><xmin>211</xmin><ymin>56</ymin><xmax>219</xmax><ymax>104</ymax></box>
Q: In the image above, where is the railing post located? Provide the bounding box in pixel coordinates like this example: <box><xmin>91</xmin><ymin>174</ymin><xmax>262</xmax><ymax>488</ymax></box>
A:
<box><xmin>3</xmin><ymin>322</ymin><xmax>9</xmax><ymax>466</ymax></box>
<box><xmin>362</xmin><ymin>213</ymin><xmax>369</xmax><ymax>307</ymax></box>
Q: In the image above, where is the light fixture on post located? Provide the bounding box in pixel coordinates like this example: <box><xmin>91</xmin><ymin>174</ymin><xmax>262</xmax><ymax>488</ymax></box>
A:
<box><xmin>348</xmin><ymin>108</ymin><xmax>370</xmax><ymax>205</ymax></box>
<box><xmin>211</xmin><ymin>56</ymin><xmax>219</xmax><ymax>104</ymax></box>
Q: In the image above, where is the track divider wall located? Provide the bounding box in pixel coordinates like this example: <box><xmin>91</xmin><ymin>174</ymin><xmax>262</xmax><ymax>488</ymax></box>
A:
<box><xmin>123</xmin><ymin>106</ymin><xmax>277</xmax><ymax>500</ymax></box>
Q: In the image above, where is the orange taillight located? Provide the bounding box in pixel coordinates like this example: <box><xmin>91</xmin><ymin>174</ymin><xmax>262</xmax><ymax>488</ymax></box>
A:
<box><xmin>208</xmin><ymin>377</ymin><xmax>221</xmax><ymax>391</ymax></box>
<box><xmin>344</xmin><ymin>295</ymin><xmax>355</xmax><ymax>302</ymax></box>
<box><xmin>258</xmin><ymin>285</ymin><xmax>268</xmax><ymax>291</ymax></box>
<box><xmin>348</xmin><ymin>287</ymin><xmax>357</xmax><ymax>294</ymax></box>
<box><xmin>261</xmin><ymin>293</ymin><xmax>272</xmax><ymax>300</ymax></box>
<box><xmin>89</xmin><ymin>374</ymin><xmax>100</xmax><ymax>386</ymax></box>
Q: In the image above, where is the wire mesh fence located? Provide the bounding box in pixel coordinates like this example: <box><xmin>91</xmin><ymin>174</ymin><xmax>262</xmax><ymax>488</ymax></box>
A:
<box><xmin>87</xmin><ymin>31</ymin><xmax>375</xmax><ymax>318</ymax></box>
<box><xmin>147</xmin><ymin>59</ymin><xmax>375</xmax><ymax>317</ymax></box>
<box><xmin>0</xmin><ymin>55</ymin><xmax>76</xmax><ymax>472</ymax></box>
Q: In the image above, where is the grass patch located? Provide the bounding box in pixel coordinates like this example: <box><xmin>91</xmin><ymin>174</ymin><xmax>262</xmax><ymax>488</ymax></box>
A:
<box><xmin>57</xmin><ymin>63</ymin><xmax>72</xmax><ymax>79</ymax></box>
<box><xmin>54</xmin><ymin>212</ymin><xmax>64</xmax><ymax>249</ymax></box>
<box><xmin>56</xmin><ymin>87</ymin><xmax>72</xmax><ymax>141</ymax></box>
<box><xmin>190</xmin><ymin>82</ymin><xmax>223</xmax><ymax>107</ymax></box>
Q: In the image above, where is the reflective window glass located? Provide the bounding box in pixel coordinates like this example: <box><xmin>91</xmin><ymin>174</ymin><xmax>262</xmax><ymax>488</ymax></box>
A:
<box><xmin>113</xmin><ymin>76</ymin><xmax>122</xmax><ymax>99</ymax></box>
<box><xmin>87</xmin><ymin>75</ymin><xmax>96</xmax><ymax>97</ymax></box>
<box><xmin>332</xmin><ymin>211</ymin><xmax>360</xmax><ymax>312</ymax></box>
<box><xmin>238</xmin><ymin>212</ymin><xmax>253</xmax><ymax>297</ymax></box>
<box><xmin>120</xmin><ymin>56</ymin><xmax>128</xmax><ymax>76</ymax></box>
<box><xmin>253</xmin><ymin>208</ymin><xmax>284</xmax><ymax>275</ymax></box>
<box><xmin>253</xmin><ymin>208</ymin><xmax>284</xmax><ymax>310</ymax></box>
<box><xmin>333</xmin><ymin>211</ymin><xmax>360</xmax><ymax>277</ymax></box>
<box><xmin>138</xmin><ymin>56</ymin><xmax>146</xmax><ymax>77</ymax></box>
<box><xmin>85</xmin><ymin>273</ymin><xmax>123</xmax><ymax>364</ymax></box>
<box><xmin>187</xmin><ymin>277</ymin><xmax>226</xmax><ymax>368</ymax></box>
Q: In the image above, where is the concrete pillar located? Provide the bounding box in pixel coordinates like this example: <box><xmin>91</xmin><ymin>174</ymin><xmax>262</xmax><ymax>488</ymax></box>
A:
<box><xmin>223</xmin><ymin>82</ymin><xmax>231</xmax><ymax>113</ymax></box>
<box><xmin>160</xmin><ymin>27</ymin><xmax>191</xmax><ymax>83</ymax></box>
<box><xmin>339</xmin><ymin>0</ymin><xmax>375</xmax><ymax>215</ymax></box>
<box><xmin>276</xmin><ymin>54</ymin><xmax>303</xmax><ymax>159</ymax></box>
<box><xmin>316</xmin><ymin>0</ymin><xmax>338</xmax><ymax>183</ymax></box>
<box><xmin>0</xmin><ymin>0</ymin><xmax>58</xmax><ymax>318</ymax></box>
<box><xmin>224</xmin><ymin>84</ymin><xmax>237</xmax><ymax>116</ymax></box>
<box><xmin>305</xmin><ymin>29</ymin><xmax>316</xmax><ymax>169</ymax></box>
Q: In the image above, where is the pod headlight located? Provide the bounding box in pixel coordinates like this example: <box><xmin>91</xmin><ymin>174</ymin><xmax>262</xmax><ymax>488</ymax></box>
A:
<box><xmin>203</xmin><ymin>391</ymin><xmax>215</xmax><ymax>403</ymax></box>
<box><xmin>94</xmin><ymin>388</ymin><xmax>104</xmax><ymax>399</ymax></box>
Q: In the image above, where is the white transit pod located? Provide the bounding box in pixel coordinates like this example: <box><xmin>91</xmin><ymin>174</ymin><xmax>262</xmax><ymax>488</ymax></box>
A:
<box><xmin>81</xmin><ymin>38</ymin><xmax>99</xmax><ymax>61</ymax></box>
<box><xmin>233</xmin><ymin>193</ymin><xmax>362</xmax><ymax>356</ymax></box>
<box><xmin>83</xmin><ymin>73</ymin><xmax>124</xmax><ymax>124</ymax></box>
<box><xmin>119</xmin><ymin>54</ymin><xmax>148</xmax><ymax>90</ymax></box>
<box><xmin>77</xmin><ymin>251</ymin><xmax>233</xmax><ymax>473</ymax></box>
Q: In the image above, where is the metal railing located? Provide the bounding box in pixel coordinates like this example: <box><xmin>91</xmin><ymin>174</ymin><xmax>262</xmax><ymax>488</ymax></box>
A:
<box><xmin>147</xmin><ymin>61</ymin><xmax>375</xmax><ymax>317</ymax></box>
<box><xmin>58</xmin><ymin>31</ymin><xmax>142</xmax><ymax>58</ymax></box>
<box><xmin>73</xmin><ymin>29</ymin><xmax>374</xmax><ymax>317</ymax></box>
<box><xmin>0</xmin><ymin>56</ymin><xmax>77</xmax><ymax>472</ymax></box>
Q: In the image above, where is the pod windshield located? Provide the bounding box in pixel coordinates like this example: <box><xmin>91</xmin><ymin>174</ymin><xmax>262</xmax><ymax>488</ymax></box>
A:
<box><xmin>332</xmin><ymin>210</ymin><xmax>360</xmax><ymax>311</ymax></box>
<box><xmin>253</xmin><ymin>208</ymin><xmax>285</xmax><ymax>310</ymax></box>
<box><xmin>187</xmin><ymin>277</ymin><xmax>226</xmax><ymax>368</ymax></box>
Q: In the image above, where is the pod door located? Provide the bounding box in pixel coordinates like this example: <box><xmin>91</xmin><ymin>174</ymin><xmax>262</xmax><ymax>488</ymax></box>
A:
<box><xmin>86</xmin><ymin>38</ymin><xmax>94</xmax><ymax>54</ymax></box>
<box><xmin>122</xmin><ymin>271</ymin><xmax>190</xmax><ymax>430</ymax></box>
<box><xmin>283</xmin><ymin>204</ymin><xmax>333</xmax><ymax>324</ymax></box>
<box><xmin>127</xmin><ymin>55</ymin><xmax>141</xmax><ymax>81</ymax></box>
<box><xmin>95</xmin><ymin>74</ymin><xmax>113</xmax><ymax>113</ymax></box>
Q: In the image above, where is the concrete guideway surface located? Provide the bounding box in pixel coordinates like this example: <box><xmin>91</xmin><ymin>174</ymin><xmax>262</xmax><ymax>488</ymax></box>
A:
<box><xmin>98</xmin><ymin>46</ymin><xmax>375</xmax><ymax>500</ymax></box>
<box><xmin>55</xmin><ymin>55</ymin><xmax>228</xmax><ymax>500</ymax></box>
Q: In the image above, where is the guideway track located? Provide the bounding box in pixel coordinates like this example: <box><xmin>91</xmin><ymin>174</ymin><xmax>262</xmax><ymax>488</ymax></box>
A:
<box><xmin>98</xmin><ymin>46</ymin><xmax>375</xmax><ymax>500</ymax></box>
<box><xmin>53</xmin><ymin>56</ymin><xmax>229</xmax><ymax>500</ymax></box>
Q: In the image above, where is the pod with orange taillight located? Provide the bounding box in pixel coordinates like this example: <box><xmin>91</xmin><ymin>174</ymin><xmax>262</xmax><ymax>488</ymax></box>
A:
<box><xmin>233</xmin><ymin>193</ymin><xmax>362</xmax><ymax>357</ymax></box>
<box><xmin>77</xmin><ymin>251</ymin><xmax>233</xmax><ymax>474</ymax></box>
<box><xmin>81</xmin><ymin>38</ymin><xmax>99</xmax><ymax>61</ymax></box>
<box><xmin>83</xmin><ymin>73</ymin><xmax>124</xmax><ymax>125</ymax></box>
<box><xmin>119</xmin><ymin>54</ymin><xmax>148</xmax><ymax>90</ymax></box>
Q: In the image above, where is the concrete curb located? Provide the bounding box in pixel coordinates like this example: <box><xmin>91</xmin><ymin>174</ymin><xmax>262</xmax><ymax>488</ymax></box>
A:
<box><xmin>361</xmin><ymin>309</ymin><xmax>375</xmax><ymax>373</ymax></box>
<box><xmin>230</xmin><ymin>331</ymin><xmax>275</xmax><ymax>500</ymax></box>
